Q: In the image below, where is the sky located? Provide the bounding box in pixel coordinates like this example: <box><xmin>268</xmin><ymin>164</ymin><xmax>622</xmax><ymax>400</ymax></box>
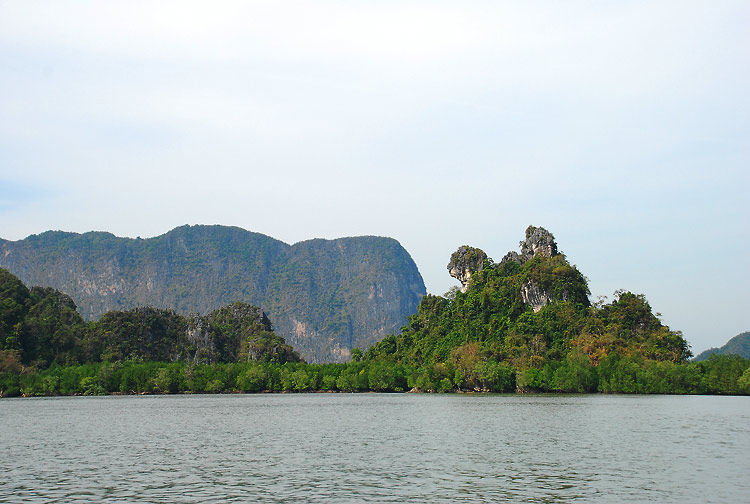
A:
<box><xmin>1</xmin><ymin>1</ymin><xmax>748</xmax><ymax>355</ymax></box>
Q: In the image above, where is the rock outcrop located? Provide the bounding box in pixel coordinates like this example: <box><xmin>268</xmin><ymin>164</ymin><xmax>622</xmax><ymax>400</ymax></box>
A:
<box><xmin>451</xmin><ymin>225</ymin><xmax>569</xmax><ymax>312</ymax></box>
<box><xmin>517</xmin><ymin>226</ymin><xmax>559</xmax><ymax>311</ymax></box>
<box><xmin>500</xmin><ymin>251</ymin><xmax>522</xmax><ymax>265</ymax></box>
<box><xmin>520</xmin><ymin>225</ymin><xmax>558</xmax><ymax>261</ymax></box>
<box><xmin>499</xmin><ymin>225</ymin><xmax>559</xmax><ymax>267</ymax></box>
<box><xmin>447</xmin><ymin>246</ymin><xmax>490</xmax><ymax>292</ymax></box>
<box><xmin>521</xmin><ymin>280</ymin><xmax>555</xmax><ymax>313</ymax></box>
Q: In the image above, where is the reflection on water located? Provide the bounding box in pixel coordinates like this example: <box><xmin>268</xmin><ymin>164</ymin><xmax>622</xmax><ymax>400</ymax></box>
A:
<box><xmin>1</xmin><ymin>394</ymin><xmax>748</xmax><ymax>503</ymax></box>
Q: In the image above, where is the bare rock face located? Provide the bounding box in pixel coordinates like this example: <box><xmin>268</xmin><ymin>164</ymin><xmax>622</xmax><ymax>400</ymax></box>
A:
<box><xmin>520</xmin><ymin>226</ymin><xmax>558</xmax><ymax>262</ymax></box>
<box><xmin>498</xmin><ymin>226</ymin><xmax>558</xmax><ymax>268</ymax></box>
<box><xmin>447</xmin><ymin>246</ymin><xmax>489</xmax><ymax>293</ymax></box>
<box><xmin>452</xmin><ymin>226</ymin><xmax>565</xmax><ymax>312</ymax></box>
<box><xmin>517</xmin><ymin>226</ymin><xmax>559</xmax><ymax>311</ymax></box>
<box><xmin>499</xmin><ymin>250</ymin><xmax>522</xmax><ymax>266</ymax></box>
<box><xmin>185</xmin><ymin>317</ymin><xmax>216</xmax><ymax>364</ymax></box>
<box><xmin>521</xmin><ymin>280</ymin><xmax>553</xmax><ymax>313</ymax></box>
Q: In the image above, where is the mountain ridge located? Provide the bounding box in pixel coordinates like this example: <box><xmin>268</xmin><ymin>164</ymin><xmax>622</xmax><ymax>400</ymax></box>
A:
<box><xmin>0</xmin><ymin>224</ymin><xmax>426</xmax><ymax>363</ymax></box>
<box><xmin>694</xmin><ymin>332</ymin><xmax>750</xmax><ymax>361</ymax></box>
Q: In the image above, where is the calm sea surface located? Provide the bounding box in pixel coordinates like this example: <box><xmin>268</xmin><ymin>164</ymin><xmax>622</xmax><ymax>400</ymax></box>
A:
<box><xmin>1</xmin><ymin>394</ymin><xmax>748</xmax><ymax>503</ymax></box>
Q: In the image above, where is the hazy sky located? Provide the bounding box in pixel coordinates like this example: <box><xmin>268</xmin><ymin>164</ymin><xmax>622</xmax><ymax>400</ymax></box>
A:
<box><xmin>1</xmin><ymin>1</ymin><xmax>748</xmax><ymax>355</ymax></box>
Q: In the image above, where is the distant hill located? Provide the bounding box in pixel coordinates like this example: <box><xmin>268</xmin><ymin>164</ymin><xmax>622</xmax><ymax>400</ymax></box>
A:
<box><xmin>693</xmin><ymin>332</ymin><xmax>750</xmax><ymax>361</ymax></box>
<box><xmin>0</xmin><ymin>225</ymin><xmax>426</xmax><ymax>362</ymax></box>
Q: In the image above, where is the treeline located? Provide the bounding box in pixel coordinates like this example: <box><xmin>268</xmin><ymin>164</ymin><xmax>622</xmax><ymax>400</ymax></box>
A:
<box><xmin>2</xmin><ymin>352</ymin><xmax>748</xmax><ymax>397</ymax></box>
<box><xmin>0</xmin><ymin>268</ymin><xmax>301</xmax><ymax>374</ymax></box>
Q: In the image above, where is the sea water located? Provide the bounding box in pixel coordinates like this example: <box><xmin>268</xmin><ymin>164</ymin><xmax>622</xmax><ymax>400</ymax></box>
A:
<box><xmin>1</xmin><ymin>394</ymin><xmax>748</xmax><ymax>503</ymax></box>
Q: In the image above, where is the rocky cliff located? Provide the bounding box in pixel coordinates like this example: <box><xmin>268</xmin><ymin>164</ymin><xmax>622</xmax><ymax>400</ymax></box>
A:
<box><xmin>0</xmin><ymin>225</ymin><xmax>426</xmax><ymax>362</ymax></box>
<box><xmin>447</xmin><ymin>246</ymin><xmax>490</xmax><ymax>293</ymax></box>
<box><xmin>448</xmin><ymin>226</ymin><xmax>574</xmax><ymax>312</ymax></box>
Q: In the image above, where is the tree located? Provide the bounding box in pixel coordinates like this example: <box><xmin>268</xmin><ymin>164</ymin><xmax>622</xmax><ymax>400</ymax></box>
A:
<box><xmin>0</xmin><ymin>268</ymin><xmax>31</xmax><ymax>353</ymax></box>
<box><xmin>350</xmin><ymin>347</ymin><xmax>363</xmax><ymax>362</ymax></box>
<box><xmin>23</xmin><ymin>287</ymin><xmax>85</xmax><ymax>367</ymax></box>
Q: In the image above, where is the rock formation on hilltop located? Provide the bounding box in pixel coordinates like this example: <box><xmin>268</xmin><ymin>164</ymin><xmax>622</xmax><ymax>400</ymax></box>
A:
<box><xmin>447</xmin><ymin>246</ymin><xmax>490</xmax><ymax>293</ymax></box>
<box><xmin>519</xmin><ymin>225</ymin><xmax>558</xmax><ymax>261</ymax></box>
<box><xmin>366</xmin><ymin>225</ymin><xmax>693</xmax><ymax>394</ymax></box>
<box><xmin>0</xmin><ymin>225</ymin><xmax>426</xmax><ymax>363</ymax></box>
<box><xmin>448</xmin><ymin>226</ymin><xmax>568</xmax><ymax>312</ymax></box>
<box><xmin>512</xmin><ymin>226</ymin><xmax>561</xmax><ymax>311</ymax></box>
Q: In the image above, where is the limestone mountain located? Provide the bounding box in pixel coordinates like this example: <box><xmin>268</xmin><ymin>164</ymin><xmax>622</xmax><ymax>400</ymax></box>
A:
<box><xmin>0</xmin><ymin>225</ymin><xmax>426</xmax><ymax>362</ymax></box>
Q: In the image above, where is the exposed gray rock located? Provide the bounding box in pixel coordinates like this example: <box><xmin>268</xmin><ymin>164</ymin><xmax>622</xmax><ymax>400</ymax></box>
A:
<box><xmin>185</xmin><ymin>317</ymin><xmax>217</xmax><ymax>364</ymax></box>
<box><xmin>520</xmin><ymin>281</ymin><xmax>551</xmax><ymax>313</ymax></box>
<box><xmin>520</xmin><ymin>226</ymin><xmax>558</xmax><ymax>262</ymax></box>
<box><xmin>497</xmin><ymin>226</ymin><xmax>558</xmax><ymax>269</ymax></box>
<box><xmin>452</xmin><ymin>226</ymin><xmax>563</xmax><ymax>311</ymax></box>
<box><xmin>516</xmin><ymin>226</ymin><xmax>559</xmax><ymax>311</ymax></box>
<box><xmin>447</xmin><ymin>246</ymin><xmax>490</xmax><ymax>293</ymax></box>
<box><xmin>499</xmin><ymin>251</ymin><xmax>522</xmax><ymax>266</ymax></box>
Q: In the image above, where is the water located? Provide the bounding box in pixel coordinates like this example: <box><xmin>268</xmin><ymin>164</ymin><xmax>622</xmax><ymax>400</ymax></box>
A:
<box><xmin>1</xmin><ymin>394</ymin><xmax>748</xmax><ymax>503</ymax></box>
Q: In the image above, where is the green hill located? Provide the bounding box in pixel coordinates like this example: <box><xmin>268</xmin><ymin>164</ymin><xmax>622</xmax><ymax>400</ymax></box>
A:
<box><xmin>0</xmin><ymin>225</ymin><xmax>425</xmax><ymax>362</ymax></box>
<box><xmin>364</xmin><ymin>226</ymin><xmax>693</xmax><ymax>392</ymax></box>
<box><xmin>0</xmin><ymin>267</ymin><xmax>301</xmax><ymax>372</ymax></box>
<box><xmin>694</xmin><ymin>332</ymin><xmax>750</xmax><ymax>361</ymax></box>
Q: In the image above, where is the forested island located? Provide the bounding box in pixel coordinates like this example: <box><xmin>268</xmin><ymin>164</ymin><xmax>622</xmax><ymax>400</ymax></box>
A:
<box><xmin>2</xmin><ymin>226</ymin><xmax>749</xmax><ymax>397</ymax></box>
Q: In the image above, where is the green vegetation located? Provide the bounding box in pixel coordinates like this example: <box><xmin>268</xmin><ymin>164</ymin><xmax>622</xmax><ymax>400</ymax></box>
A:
<box><xmin>0</xmin><ymin>225</ymin><xmax>426</xmax><ymax>362</ymax></box>
<box><xmin>694</xmin><ymin>331</ymin><xmax>750</xmax><ymax>361</ymax></box>
<box><xmin>0</xmin><ymin>269</ymin><xmax>87</xmax><ymax>370</ymax></box>
<box><xmin>2</xmin><ymin>223</ymin><xmax>749</xmax><ymax>397</ymax></box>
<box><xmin>1</xmin><ymin>268</ymin><xmax>301</xmax><ymax>397</ymax></box>
<box><xmin>358</xmin><ymin>246</ymin><xmax>746</xmax><ymax>395</ymax></box>
<box><xmin>2</xmin><ymin>350</ymin><xmax>747</xmax><ymax>398</ymax></box>
<box><xmin>84</xmin><ymin>307</ymin><xmax>187</xmax><ymax>363</ymax></box>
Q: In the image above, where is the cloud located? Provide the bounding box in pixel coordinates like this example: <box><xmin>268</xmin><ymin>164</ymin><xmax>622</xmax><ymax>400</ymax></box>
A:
<box><xmin>1</xmin><ymin>1</ymin><xmax>748</xmax><ymax>354</ymax></box>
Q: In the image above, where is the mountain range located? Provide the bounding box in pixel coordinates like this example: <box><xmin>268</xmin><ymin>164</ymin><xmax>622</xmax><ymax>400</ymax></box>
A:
<box><xmin>0</xmin><ymin>225</ymin><xmax>426</xmax><ymax>362</ymax></box>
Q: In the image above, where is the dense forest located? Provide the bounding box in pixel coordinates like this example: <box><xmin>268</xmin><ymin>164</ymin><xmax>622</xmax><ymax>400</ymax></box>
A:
<box><xmin>2</xmin><ymin>226</ymin><xmax>749</xmax><ymax>397</ymax></box>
